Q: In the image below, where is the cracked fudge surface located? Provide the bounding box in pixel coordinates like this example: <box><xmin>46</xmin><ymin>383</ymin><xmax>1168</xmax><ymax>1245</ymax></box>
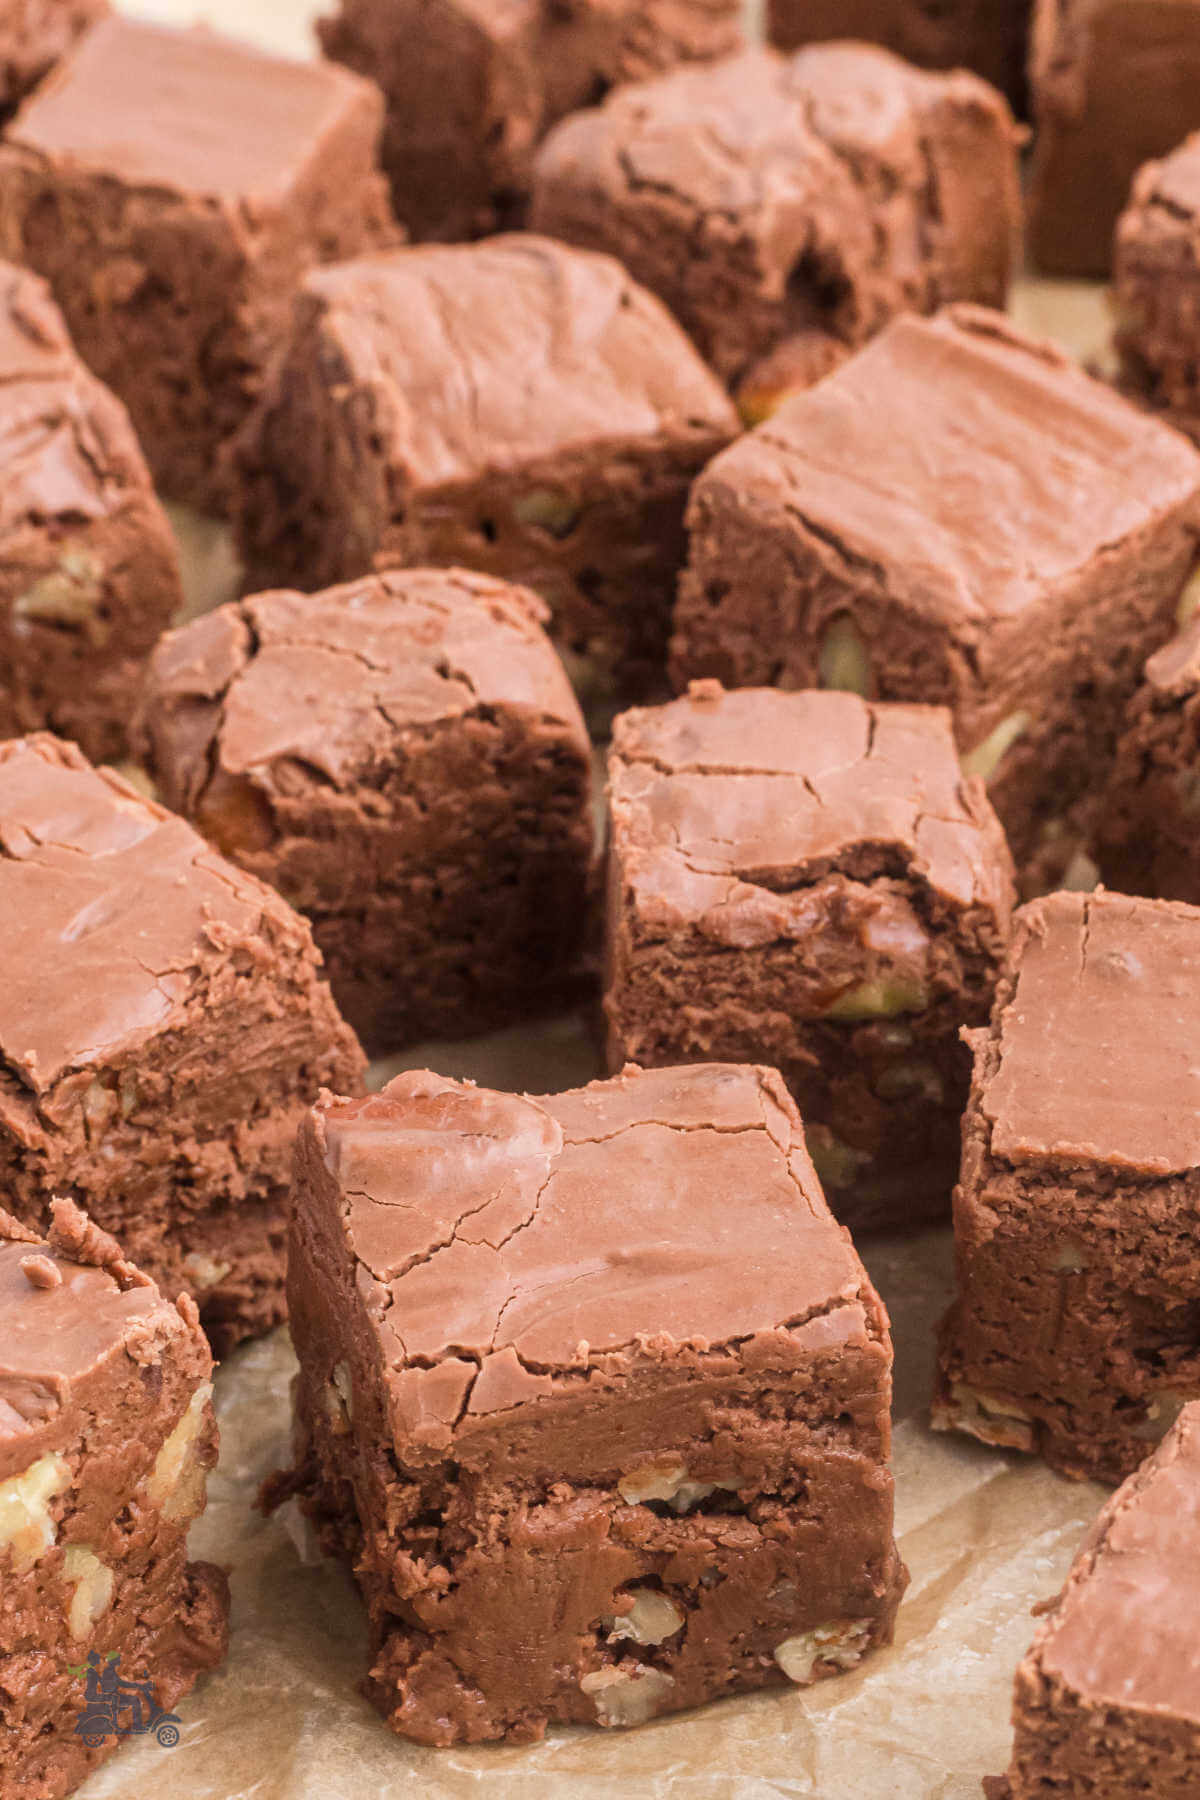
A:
<box><xmin>767</xmin><ymin>0</ymin><xmax>1032</xmax><ymax>113</ymax></box>
<box><xmin>935</xmin><ymin>889</ymin><xmax>1200</xmax><ymax>1483</ymax></box>
<box><xmin>1100</xmin><ymin>610</ymin><xmax>1200</xmax><ymax>900</ymax></box>
<box><xmin>1115</xmin><ymin>132</ymin><xmax>1200</xmax><ymax>446</ymax></box>
<box><xmin>673</xmin><ymin>305</ymin><xmax>1200</xmax><ymax>870</ymax></box>
<box><xmin>280</xmin><ymin>1062</ymin><xmax>906</xmax><ymax>1746</ymax></box>
<box><xmin>0</xmin><ymin>1202</ymin><xmax>227</xmax><ymax>1800</ymax></box>
<box><xmin>317</xmin><ymin>0</ymin><xmax>743</xmax><ymax>243</ymax></box>
<box><xmin>1028</xmin><ymin>0</ymin><xmax>1200</xmax><ymax>276</ymax></box>
<box><xmin>0</xmin><ymin>733</ymin><xmax>364</xmax><ymax>1354</ymax></box>
<box><xmin>531</xmin><ymin>44</ymin><xmax>1021</xmax><ymax>386</ymax></box>
<box><xmin>0</xmin><ymin>259</ymin><xmax>180</xmax><ymax>764</ymax></box>
<box><xmin>988</xmin><ymin>1403</ymin><xmax>1200</xmax><ymax>1799</ymax></box>
<box><xmin>136</xmin><ymin>568</ymin><xmax>594</xmax><ymax>1056</ymax></box>
<box><xmin>0</xmin><ymin>13</ymin><xmax>398</xmax><ymax>512</ymax></box>
<box><xmin>0</xmin><ymin>0</ymin><xmax>104</xmax><ymax>121</ymax></box>
<box><xmin>233</xmin><ymin>234</ymin><xmax>737</xmax><ymax>704</ymax></box>
<box><xmin>604</xmin><ymin>684</ymin><xmax>1014</xmax><ymax>1231</ymax></box>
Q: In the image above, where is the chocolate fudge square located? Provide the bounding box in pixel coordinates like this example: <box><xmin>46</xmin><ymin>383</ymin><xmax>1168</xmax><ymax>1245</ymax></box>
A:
<box><xmin>1028</xmin><ymin>0</ymin><xmax>1200</xmax><ymax>276</ymax></box>
<box><xmin>1099</xmin><ymin>611</ymin><xmax>1200</xmax><ymax>901</ymax></box>
<box><xmin>0</xmin><ymin>14</ymin><xmax>398</xmax><ymax>513</ymax></box>
<box><xmin>0</xmin><ymin>1200</ymin><xmax>227</xmax><ymax>1800</ymax></box>
<box><xmin>530</xmin><ymin>44</ymin><xmax>1021</xmax><ymax>388</ymax></box>
<box><xmin>234</xmin><ymin>236</ymin><xmax>738</xmax><ymax>704</ymax></box>
<box><xmin>767</xmin><ymin>0</ymin><xmax>1032</xmax><ymax>114</ymax></box>
<box><xmin>0</xmin><ymin>733</ymin><xmax>364</xmax><ymax>1354</ymax></box>
<box><xmin>988</xmin><ymin>1403</ymin><xmax>1200</xmax><ymax>1800</ymax></box>
<box><xmin>674</xmin><ymin>306</ymin><xmax>1200</xmax><ymax>869</ymax></box>
<box><xmin>935</xmin><ymin>889</ymin><xmax>1200</xmax><ymax>1484</ymax></box>
<box><xmin>605</xmin><ymin>683</ymin><xmax>1014</xmax><ymax>1232</ymax></box>
<box><xmin>136</xmin><ymin>568</ymin><xmax>595</xmax><ymax>1057</ymax></box>
<box><xmin>0</xmin><ymin>0</ymin><xmax>104</xmax><ymax>121</ymax></box>
<box><xmin>279</xmin><ymin>1063</ymin><xmax>907</xmax><ymax>1745</ymax></box>
<box><xmin>0</xmin><ymin>259</ymin><xmax>181</xmax><ymax>763</ymax></box>
<box><xmin>317</xmin><ymin>0</ymin><xmax>742</xmax><ymax>243</ymax></box>
<box><xmin>1115</xmin><ymin>131</ymin><xmax>1200</xmax><ymax>444</ymax></box>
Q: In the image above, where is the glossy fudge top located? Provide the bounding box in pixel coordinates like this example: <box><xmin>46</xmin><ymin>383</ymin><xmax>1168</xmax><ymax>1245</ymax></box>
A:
<box><xmin>700</xmin><ymin>305</ymin><xmax>1200</xmax><ymax>628</ymax></box>
<box><xmin>610</xmin><ymin>684</ymin><xmax>1013</xmax><ymax>922</ymax></box>
<box><xmin>310</xmin><ymin>1062</ymin><xmax>873</xmax><ymax>1422</ymax></box>
<box><xmin>4</xmin><ymin>13</ymin><xmax>380</xmax><ymax>202</ymax></box>
<box><xmin>0</xmin><ymin>733</ymin><xmax>316</xmax><ymax>1093</ymax></box>
<box><xmin>1036</xmin><ymin>1403</ymin><xmax>1200</xmax><ymax>1721</ymax></box>
<box><xmin>981</xmin><ymin>890</ymin><xmax>1200</xmax><ymax>1174</ymax></box>
<box><xmin>142</xmin><ymin>569</ymin><xmax>588</xmax><ymax>797</ymax></box>
<box><xmin>295</xmin><ymin>234</ymin><xmax>737</xmax><ymax>486</ymax></box>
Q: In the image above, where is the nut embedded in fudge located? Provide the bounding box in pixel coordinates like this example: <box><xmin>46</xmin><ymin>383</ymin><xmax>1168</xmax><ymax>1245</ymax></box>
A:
<box><xmin>531</xmin><ymin>43</ymin><xmax>1021</xmax><ymax>386</ymax></box>
<box><xmin>1027</xmin><ymin>0</ymin><xmax>1200</xmax><ymax>276</ymax></box>
<box><xmin>317</xmin><ymin>0</ymin><xmax>743</xmax><ymax>243</ymax></box>
<box><xmin>135</xmin><ymin>568</ymin><xmax>595</xmax><ymax>1057</ymax></box>
<box><xmin>0</xmin><ymin>733</ymin><xmax>364</xmax><ymax>1355</ymax></box>
<box><xmin>935</xmin><ymin>889</ymin><xmax>1200</xmax><ymax>1484</ymax></box>
<box><xmin>604</xmin><ymin>683</ymin><xmax>1014</xmax><ymax>1231</ymax></box>
<box><xmin>0</xmin><ymin>258</ymin><xmax>181</xmax><ymax>764</ymax></box>
<box><xmin>0</xmin><ymin>0</ymin><xmax>105</xmax><ymax>122</ymax></box>
<box><xmin>672</xmin><ymin>305</ymin><xmax>1200</xmax><ymax>871</ymax></box>
<box><xmin>1099</xmin><ymin>611</ymin><xmax>1200</xmax><ymax>901</ymax></box>
<box><xmin>1115</xmin><ymin>130</ymin><xmax>1200</xmax><ymax>445</ymax></box>
<box><xmin>232</xmin><ymin>235</ymin><xmax>738</xmax><ymax>706</ymax></box>
<box><xmin>0</xmin><ymin>13</ymin><xmax>399</xmax><ymax>513</ymax></box>
<box><xmin>279</xmin><ymin>1062</ymin><xmax>907</xmax><ymax>1746</ymax></box>
<box><xmin>987</xmin><ymin>1403</ymin><xmax>1200</xmax><ymax>1799</ymax></box>
<box><xmin>0</xmin><ymin>1201</ymin><xmax>228</xmax><ymax>1800</ymax></box>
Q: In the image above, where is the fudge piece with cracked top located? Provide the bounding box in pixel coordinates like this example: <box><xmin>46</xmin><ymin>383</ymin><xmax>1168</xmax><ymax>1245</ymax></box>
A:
<box><xmin>233</xmin><ymin>235</ymin><xmax>738</xmax><ymax>706</ymax></box>
<box><xmin>0</xmin><ymin>13</ymin><xmax>399</xmax><ymax>512</ymax></box>
<box><xmin>0</xmin><ymin>732</ymin><xmax>365</xmax><ymax>1354</ymax></box>
<box><xmin>604</xmin><ymin>683</ymin><xmax>1014</xmax><ymax>1231</ymax></box>
<box><xmin>0</xmin><ymin>0</ymin><xmax>105</xmax><ymax>121</ymax></box>
<box><xmin>135</xmin><ymin>568</ymin><xmax>595</xmax><ymax>1057</ymax></box>
<box><xmin>987</xmin><ymin>1403</ymin><xmax>1200</xmax><ymax>1799</ymax></box>
<box><xmin>1099</xmin><ymin>608</ymin><xmax>1200</xmax><ymax>900</ymax></box>
<box><xmin>673</xmin><ymin>305</ymin><xmax>1200</xmax><ymax>871</ymax></box>
<box><xmin>531</xmin><ymin>44</ymin><xmax>1021</xmax><ymax>386</ymax></box>
<box><xmin>317</xmin><ymin>0</ymin><xmax>743</xmax><ymax>243</ymax></box>
<box><xmin>935</xmin><ymin>889</ymin><xmax>1200</xmax><ymax>1483</ymax></box>
<box><xmin>1114</xmin><ymin>131</ymin><xmax>1200</xmax><ymax>445</ymax></box>
<box><xmin>0</xmin><ymin>1200</ymin><xmax>227</xmax><ymax>1800</ymax></box>
<box><xmin>275</xmin><ymin>1061</ymin><xmax>907</xmax><ymax>1745</ymax></box>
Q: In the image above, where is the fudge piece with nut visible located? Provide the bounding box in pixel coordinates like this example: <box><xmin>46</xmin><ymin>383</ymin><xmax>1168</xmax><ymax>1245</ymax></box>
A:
<box><xmin>935</xmin><ymin>889</ymin><xmax>1200</xmax><ymax>1483</ymax></box>
<box><xmin>272</xmin><ymin>1061</ymin><xmax>906</xmax><ymax>1746</ymax></box>
<box><xmin>604</xmin><ymin>683</ymin><xmax>1014</xmax><ymax>1231</ymax></box>
<box><xmin>0</xmin><ymin>1200</ymin><xmax>228</xmax><ymax>1800</ymax></box>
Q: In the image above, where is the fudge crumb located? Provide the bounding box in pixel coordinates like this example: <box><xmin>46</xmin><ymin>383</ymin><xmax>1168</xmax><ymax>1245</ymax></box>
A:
<box><xmin>48</xmin><ymin>1196</ymin><xmax>124</xmax><ymax>1268</ymax></box>
<box><xmin>19</xmin><ymin>1252</ymin><xmax>61</xmax><ymax>1289</ymax></box>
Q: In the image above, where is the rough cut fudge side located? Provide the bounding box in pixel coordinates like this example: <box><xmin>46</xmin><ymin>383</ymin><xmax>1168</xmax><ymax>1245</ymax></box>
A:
<box><xmin>0</xmin><ymin>0</ymin><xmax>104</xmax><ymax>120</ymax></box>
<box><xmin>1028</xmin><ymin>0</ymin><xmax>1200</xmax><ymax>276</ymax></box>
<box><xmin>135</xmin><ymin>569</ymin><xmax>595</xmax><ymax>1057</ymax></box>
<box><xmin>935</xmin><ymin>890</ymin><xmax>1200</xmax><ymax>1485</ymax></box>
<box><xmin>987</xmin><ymin>1404</ymin><xmax>1200</xmax><ymax>1799</ymax></box>
<box><xmin>0</xmin><ymin>1201</ymin><xmax>228</xmax><ymax>1800</ymax></box>
<box><xmin>0</xmin><ymin>734</ymin><xmax>365</xmax><ymax>1355</ymax></box>
<box><xmin>767</xmin><ymin>0</ymin><xmax>1032</xmax><ymax>113</ymax></box>
<box><xmin>233</xmin><ymin>236</ymin><xmax>738</xmax><ymax>704</ymax></box>
<box><xmin>531</xmin><ymin>44</ymin><xmax>1021</xmax><ymax>385</ymax></box>
<box><xmin>0</xmin><ymin>259</ymin><xmax>181</xmax><ymax>764</ymax></box>
<box><xmin>1115</xmin><ymin>133</ymin><xmax>1200</xmax><ymax>445</ymax></box>
<box><xmin>276</xmin><ymin>1064</ymin><xmax>907</xmax><ymax>1746</ymax></box>
<box><xmin>1099</xmin><ymin>612</ymin><xmax>1200</xmax><ymax>900</ymax></box>
<box><xmin>0</xmin><ymin>14</ymin><xmax>398</xmax><ymax>512</ymax></box>
<box><xmin>673</xmin><ymin>306</ymin><xmax>1200</xmax><ymax>870</ymax></box>
<box><xmin>317</xmin><ymin>0</ymin><xmax>743</xmax><ymax>242</ymax></box>
<box><xmin>604</xmin><ymin>685</ymin><xmax>1014</xmax><ymax>1231</ymax></box>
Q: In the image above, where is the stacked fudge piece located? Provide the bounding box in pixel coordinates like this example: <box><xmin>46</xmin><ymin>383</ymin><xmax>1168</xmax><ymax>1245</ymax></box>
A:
<box><xmin>1100</xmin><ymin>609</ymin><xmax>1200</xmax><ymax>901</ymax></box>
<box><xmin>1114</xmin><ymin>130</ymin><xmax>1200</xmax><ymax>444</ymax></box>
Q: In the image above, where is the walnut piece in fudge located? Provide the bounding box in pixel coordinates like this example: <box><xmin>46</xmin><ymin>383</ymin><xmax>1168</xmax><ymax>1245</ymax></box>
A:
<box><xmin>1099</xmin><ymin>611</ymin><xmax>1200</xmax><ymax>900</ymax></box>
<box><xmin>317</xmin><ymin>0</ymin><xmax>742</xmax><ymax>243</ymax></box>
<box><xmin>605</xmin><ymin>684</ymin><xmax>1014</xmax><ymax>1231</ymax></box>
<box><xmin>0</xmin><ymin>1201</ymin><xmax>227</xmax><ymax>1800</ymax></box>
<box><xmin>0</xmin><ymin>733</ymin><xmax>364</xmax><ymax>1354</ymax></box>
<box><xmin>0</xmin><ymin>0</ymin><xmax>104</xmax><ymax>120</ymax></box>
<box><xmin>233</xmin><ymin>235</ymin><xmax>738</xmax><ymax>706</ymax></box>
<box><xmin>136</xmin><ymin>569</ymin><xmax>595</xmax><ymax>1057</ymax></box>
<box><xmin>936</xmin><ymin>890</ymin><xmax>1200</xmax><ymax>1483</ymax></box>
<box><xmin>531</xmin><ymin>44</ymin><xmax>1021</xmax><ymax>386</ymax></box>
<box><xmin>0</xmin><ymin>259</ymin><xmax>180</xmax><ymax>763</ymax></box>
<box><xmin>673</xmin><ymin>305</ymin><xmax>1200</xmax><ymax>871</ymax></box>
<box><xmin>1115</xmin><ymin>131</ymin><xmax>1200</xmax><ymax>445</ymax></box>
<box><xmin>988</xmin><ymin>1404</ymin><xmax>1200</xmax><ymax>1799</ymax></box>
<box><xmin>0</xmin><ymin>14</ymin><xmax>398</xmax><ymax>512</ymax></box>
<box><xmin>278</xmin><ymin>1063</ymin><xmax>907</xmax><ymax>1745</ymax></box>
<box><xmin>1028</xmin><ymin>0</ymin><xmax>1200</xmax><ymax>276</ymax></box>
